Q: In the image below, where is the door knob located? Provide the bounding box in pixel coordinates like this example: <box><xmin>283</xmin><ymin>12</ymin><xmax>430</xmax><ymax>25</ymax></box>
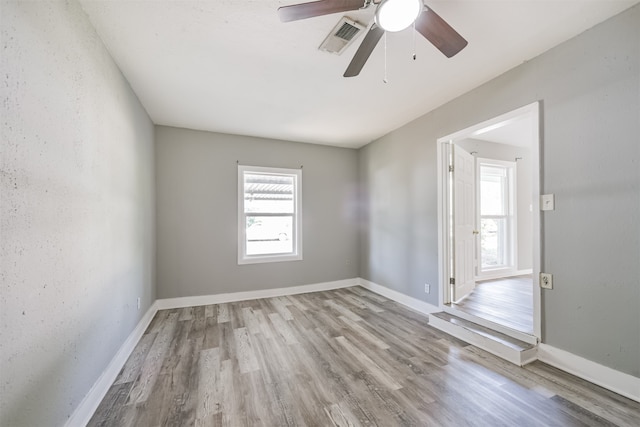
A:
<box><xmin>473</xmin><ymin>230</ymin><xmax>479</xmax><ymax>235</ymax></box>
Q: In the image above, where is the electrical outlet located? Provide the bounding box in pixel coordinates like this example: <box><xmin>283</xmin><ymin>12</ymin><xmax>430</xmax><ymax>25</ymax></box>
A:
<box><xmin>540</xmin><ymin>273</ymin><xmax>553</xmax><ymax>289</ymax></box>
<box><xmin>137</xmin><ymin>297</ymin><xmax>141</xmax><ymax>310</ymax></box>
<box><xmin>424</xmin><ymin>283</ymin><xmax>430</xmax><ymax>294</ymax></box>
<box><xmin>541</xmin><ymin>194</ymin><xmax>555</xmax><ymax>211</ymax></box>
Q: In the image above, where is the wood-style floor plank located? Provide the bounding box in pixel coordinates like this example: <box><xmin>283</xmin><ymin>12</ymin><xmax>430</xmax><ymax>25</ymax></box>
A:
<box><xmin>195</xmin><ymin>347</ymin><xmax>221</xmax><ymax>426</ymax></box>
<box><xmin>89</xmin><ymin>287</ymin><xmax>640</xmax><ymax>426</ymax></box>
<box><xmin>125</xmin><ymin>312</ymin><xmax>178</xmax><ymax>405</ymax></box>
<box><xmin>454</xmin><ymin>275</ymin><xmax>534</xmax><ymax>333</ymax></box>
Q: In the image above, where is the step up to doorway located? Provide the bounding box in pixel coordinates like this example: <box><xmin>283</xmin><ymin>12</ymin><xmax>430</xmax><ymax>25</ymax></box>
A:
<box><xmin>428</xmin><ymin>312</ymin><xmax>537</xmax><ymax>366</ymax></box>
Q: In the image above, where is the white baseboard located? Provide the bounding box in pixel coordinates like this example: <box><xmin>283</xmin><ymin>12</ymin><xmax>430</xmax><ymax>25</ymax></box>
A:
<box><xmin>66</xmin><ymin>301</ymin><xmax>159</xmax><ymax>427</ymax></box>
<box><xmin>538</xmin><ymin>343</ymin><xmax>640</xmax><ymax>403</ymax></box>
<box><xmin>156</xmin><ymin>278</ymin><xmax>358</xmax><ymax>310</ymax></box>
<box><xmin>476</xmin><ymin>269</ymin><xmax>533</xmax><ymax>281</ymax></box>
<box><xmin>357</xmin><ymin>278</ymin><xmax>439</xmax><ymax>316</ymax></box>
<box><xmin>516</xmin><ymin>269</ymin><xmax>534</xmax><ymax>276</ymax></box>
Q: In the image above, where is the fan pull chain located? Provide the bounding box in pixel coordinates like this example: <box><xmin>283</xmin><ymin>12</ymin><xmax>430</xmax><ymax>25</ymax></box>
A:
<box><xmin>383</xmin><ymin>32</ymin><xmax>388</xmax><ymax>83</ymax></box>
<box><xmin>412</xmin><ymin>21</ymin><xmax>417</xmax><ymax>60</ymax></box>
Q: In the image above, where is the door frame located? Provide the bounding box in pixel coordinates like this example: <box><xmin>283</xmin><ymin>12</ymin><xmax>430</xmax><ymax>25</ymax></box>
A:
<box><xmin>436</xmin><ymin>101</ymin><xmax>541</xmax><ymax>342</ymax></box>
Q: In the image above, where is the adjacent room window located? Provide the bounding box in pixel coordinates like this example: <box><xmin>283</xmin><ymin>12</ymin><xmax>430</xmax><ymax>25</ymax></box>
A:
<box><xmin>478</xmin><ymin>160</ymin><xmax>516</xmax><ymax>274</ymax></box>
<box><xmin>238</xmin><ymin>165</ymin><xmax>302</xmax><ymax>264</ymax></box>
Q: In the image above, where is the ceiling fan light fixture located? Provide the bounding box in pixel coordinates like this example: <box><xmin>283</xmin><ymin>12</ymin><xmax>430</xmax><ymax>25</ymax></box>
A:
<box><xmin>375</xmin><ymin>0</ymin><xmax>423</xmax><ymax>32</ymax></box>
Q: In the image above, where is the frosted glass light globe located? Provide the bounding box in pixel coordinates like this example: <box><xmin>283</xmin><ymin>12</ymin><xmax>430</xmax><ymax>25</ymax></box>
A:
<box><xmin>375</xmin><ymin>0</ymin><xmax>423</xmax><ymax>32</ymax></box>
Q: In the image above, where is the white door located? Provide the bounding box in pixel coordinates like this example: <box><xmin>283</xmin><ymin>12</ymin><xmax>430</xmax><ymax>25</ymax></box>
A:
<box><xmin>452</xmin><ymin>144</ymin><xmax>476</xmax><ymax>302</ymax></box>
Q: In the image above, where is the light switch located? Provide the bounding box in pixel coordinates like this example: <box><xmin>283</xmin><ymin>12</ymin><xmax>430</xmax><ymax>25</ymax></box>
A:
<box><xmin>541</xmin><ymin>194</ymin><xmax>555</xmax><ymax>211</ymax></box>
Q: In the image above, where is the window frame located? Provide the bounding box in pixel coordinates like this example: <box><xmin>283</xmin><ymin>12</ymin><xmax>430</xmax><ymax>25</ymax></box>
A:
<box><xmin>237</xmin><ymin>165</ymin><xmax>302</xmax><ymax>265</ymax></box>
<box><xmin>476</xmin><ymin>158</ymin><xmax>517</xmax><ymax>277</ymax></box>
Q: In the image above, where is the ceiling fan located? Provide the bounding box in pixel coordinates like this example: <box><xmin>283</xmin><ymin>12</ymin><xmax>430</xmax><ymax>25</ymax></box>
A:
<box><xmin>278</xmin><ymin>0</ymin><xmax>467</xmax><ymax>77</ymax></box>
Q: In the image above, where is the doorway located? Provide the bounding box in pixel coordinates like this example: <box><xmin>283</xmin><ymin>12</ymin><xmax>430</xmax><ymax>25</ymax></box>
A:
<box><xmin>437</xmin><ymin>102</ymin><xmax>541</xmax><ymax>342</ymax></box>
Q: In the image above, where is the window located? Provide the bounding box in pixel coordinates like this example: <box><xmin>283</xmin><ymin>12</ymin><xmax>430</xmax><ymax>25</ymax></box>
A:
<box><xmin>478</xmin><ymin>160</ymin><xmax>515</xmax><ymax>274</ymax></box>
<box><xmin>238</xmin><ymin>165</ymin><xmax>302</xmax><ymax>264</ymax></box>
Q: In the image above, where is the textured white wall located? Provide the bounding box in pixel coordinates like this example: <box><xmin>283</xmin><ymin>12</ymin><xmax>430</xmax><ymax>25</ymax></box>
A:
<box><xmin>0</xmin><ymin>1</ymin><xmax>155</xmax><ymax>425</ymax></box>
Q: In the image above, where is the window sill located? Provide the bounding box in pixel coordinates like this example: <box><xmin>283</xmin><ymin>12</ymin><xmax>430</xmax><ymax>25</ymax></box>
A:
<box><xmin>238</xmin><ymin>253</ymin><xmax>303</xmax><ymax>265</ymax></box>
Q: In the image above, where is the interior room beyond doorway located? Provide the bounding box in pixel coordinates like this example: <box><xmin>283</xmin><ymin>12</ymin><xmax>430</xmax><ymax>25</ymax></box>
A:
<box><xmin>453</xmin><ymin>274</ymin><xmax>533</xmax><ymax>334</ymax></box>
<box><xmin>438</xmin><ymin>102</ymin><xmax>541</xmax><ymax>340</ymax></box>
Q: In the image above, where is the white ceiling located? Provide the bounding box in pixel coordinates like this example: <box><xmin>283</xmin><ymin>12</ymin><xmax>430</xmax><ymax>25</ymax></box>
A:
<box><xmin>474</xmin><ymin>114</ymin><xmax>535</xmax><ymax>147</ymax></box>
<box><xmin>79</xmin><ymin>0</ymin><xmax>637</xmax><ymax>149</ymax></box>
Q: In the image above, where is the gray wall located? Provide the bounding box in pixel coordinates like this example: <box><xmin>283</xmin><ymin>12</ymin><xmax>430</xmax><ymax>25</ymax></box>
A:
<box><xmin>155</xmin><ymin>126</ymin><xmax>359</xmax><ymax>299</ymax></box>
<box><xmin>359</xmin><ymin>5</ymin><xmax>639</xmax><ymax>377</ymax></box>
<box><xmin>0</xmin><ymin>2</ymin><xmax>156</xmax><ymax>426</ymax></box>
<box><xmin>457</xmin><ymin>139</ymin><xmax>533</xmax><ymax>272</ymax></box>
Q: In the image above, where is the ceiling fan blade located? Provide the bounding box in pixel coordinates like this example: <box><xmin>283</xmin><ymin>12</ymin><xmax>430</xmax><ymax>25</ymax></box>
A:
<box><xmin>344</xmin><ymin>24</ymin><xmax>384</xmax><ymax>77</ymax></box>
<box><xmin>415</xmin><ymin>7</ymin><xmax>467</xmax><ymax>58</ymax></box>
<box><xmin>278</xmin><ymin>0</ymin><xmax>365</xmax><ymax>22</ymax></box>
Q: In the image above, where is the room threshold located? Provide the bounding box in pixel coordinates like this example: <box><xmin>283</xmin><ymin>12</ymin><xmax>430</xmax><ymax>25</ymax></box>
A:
<box><xmin>442</xmin><ymin>301</ymin><xmax>537</xmax><ymax>346</ymax></box>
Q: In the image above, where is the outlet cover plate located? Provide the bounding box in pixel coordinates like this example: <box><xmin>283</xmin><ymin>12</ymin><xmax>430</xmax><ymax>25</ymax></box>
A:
<box><xmin>540</xmin><ymin>273</ymin><xmax>553</xmax><ymax>289</ymax></box>
<box><xmin>541</xmin><ymin>194</ymin><xmax>555</xmax><ymax>211</ymax></box>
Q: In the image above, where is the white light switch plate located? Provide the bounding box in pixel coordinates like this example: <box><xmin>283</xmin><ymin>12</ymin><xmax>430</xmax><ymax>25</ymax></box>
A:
<box><xmin>541</xmin><ymin>194</ymin><xmax>555</xmax><ymax>211</ymax></box>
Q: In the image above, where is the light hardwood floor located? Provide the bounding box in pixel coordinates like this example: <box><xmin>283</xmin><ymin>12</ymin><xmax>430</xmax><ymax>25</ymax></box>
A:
<box><xmin>89</xmin><ymin>287</ymin><xmax>639</xmax><ymax>426</ymax></box>
<box><xmin>454</xmin><ymin>275</ymin><xmax>534</xmax><ymax>334</ymax></box>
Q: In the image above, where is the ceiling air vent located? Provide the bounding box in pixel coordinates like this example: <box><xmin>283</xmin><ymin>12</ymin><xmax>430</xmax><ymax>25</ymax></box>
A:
<box><xmin>319</xmin><ymin>17</ymin><xmax>366</xmax><ymax>55</ymax></box>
